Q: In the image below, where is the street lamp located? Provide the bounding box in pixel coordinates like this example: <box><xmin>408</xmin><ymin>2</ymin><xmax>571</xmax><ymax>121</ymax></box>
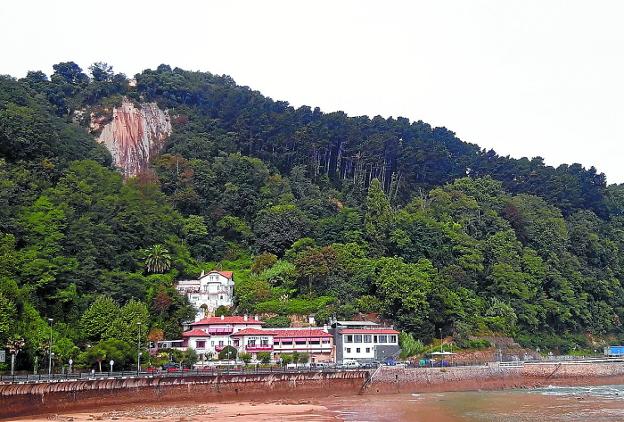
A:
<box><xmin>439</xmin><ymin>328</ymin><xmax>443</xmax><ymax>353</ymax></box>
<box><xmin>48</xmin><ymin>318</ymin><xmax>54</xmax><ymax>377</ymax></box>
<box><xmin>137</xmin><ymin>322</ymin><xmax>142</xmax><ymax>375</ymax></box>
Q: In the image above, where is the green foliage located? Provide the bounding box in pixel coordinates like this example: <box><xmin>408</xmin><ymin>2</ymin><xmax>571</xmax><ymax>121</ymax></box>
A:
<box><xmin>280</xmin><ymin>354</ymin><xmax>292</xmax><ymax>366</ymax></box>
<box><xmin>399</xmin><ymin>332</ymin><xmax>425</xmax><ymax>358</ymax></box>
<box><xmin>257</xmin><ymin>351</ymin><xmax>271</xmax><ymax>364</ymax></box>
<box><xmin>239</xmin><ymin>352</ymin><xmax>252</xmax><ymax>364</ymax></box>
<box><xmin>80</xmin><ymin>296</ymin><xmax>120</xmax><ymax>342</ymax></box>
<box><xmin>143</xmin><ymin>244</ymin><xmax>172</xmax><ymax>274</ymax></box>
<box><xmin>263</xmin><ymin>315</ymin><xmax>291</xmax><ymax>328</ymax></box>
<box><xmin>218</xmin><ymin>345</ymin><xmax>237</xmax><ymax>360</ymax></box>
<box><xmin>2</xmin><ymin>61</ymin><xmax>624</xmax><ymax>368</ymax></box>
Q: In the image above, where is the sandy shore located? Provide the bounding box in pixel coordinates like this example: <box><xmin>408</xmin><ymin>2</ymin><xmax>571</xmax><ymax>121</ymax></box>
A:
<box><xmin>8</xmin><ymin>400</ymin><xmax>340</xmax><ymax>422</ymax></box>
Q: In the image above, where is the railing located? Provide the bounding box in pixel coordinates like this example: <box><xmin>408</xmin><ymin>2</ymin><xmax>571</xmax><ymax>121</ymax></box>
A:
<box><xmin>0</xmin><ymin>365</ymin><xmax>370</xmax><ymax>384</ymax></box>
<box><xmin>245</xmin><ymin>345</ymin><xmax>272</xmax><ymax>351</ymax></box>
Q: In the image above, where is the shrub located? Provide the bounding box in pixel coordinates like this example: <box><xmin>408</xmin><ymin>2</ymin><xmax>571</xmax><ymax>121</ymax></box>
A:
<box><xmin>218</xmin><ymin>345</ymin><xmax>237</xmax><ymax>360</ymax></box>
<box><xmin>239</xmin><ymin>352</ymin><xmax>252</xmax><ymax>365</ymax></box>
<box><xmin>264</xmin><ymin>315</ymin><xmax>291</xmax><ymax>328</ymax></box>
<box><xmin>257</xmin><ymin>352</ymin><xmax>271</xmax><ymax>364</ymax></box>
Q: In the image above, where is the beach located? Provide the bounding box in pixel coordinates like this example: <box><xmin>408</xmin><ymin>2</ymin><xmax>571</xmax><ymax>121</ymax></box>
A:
<box><xmin>12</xmin><ymin>385</ymin><xmax>624</xmax><ymax>422</ymax></box>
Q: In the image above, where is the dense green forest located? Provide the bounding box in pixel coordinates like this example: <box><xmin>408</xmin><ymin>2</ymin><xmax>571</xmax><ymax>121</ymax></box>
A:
<box><xmin>2</xmin><ymin>61</ymin><xmax>624</xmax><ymax>370</ymax></box>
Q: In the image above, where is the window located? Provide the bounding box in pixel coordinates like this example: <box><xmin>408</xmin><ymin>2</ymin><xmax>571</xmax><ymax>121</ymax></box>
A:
<box><xmin>364</xmin><ymin>335</ymin><xmax>372</xmax><ymax>343</ymax></box>
<box><xmin>211</xmin><ymin>341</ymin><xmax>215</xmax><ymax>346</ymax></box>
<box><xmin>248</xmin><ymin>339</ymin><xmax>256</xmax><ymax>347</ymax></box>
<box><xmin>373</xmin><ymin>335</ymin><xmax>378</xmax><ymax>343</ymax></box>
<box><xmin>366</xmin><ymin>348</ymin><xmax>370</xmax><ymax>353</ymax></box>
<box><xmin>354</xmin><ymin>335</ymin><xmax>363</xmax><ymax>343</ymax></box>
<box><xmin>220</xmin><ymin>295</ymin><xmax>223</xmax><ymax>300</ymax></box>
<box><xmin>356</xmin><ymin>348</ymin><xmax>361</xmax><ymax>353</ymax></box>
<box><xmin>345</xmin><ymin>335</ymin><xmax>353</xmax><ymax>343</ymax></box>
<box><xmin>390</xmin><ymin>335</ymin><xmax>397</xmax><ymax>343</ymax></box>
<box><xmin>378</xmin><ymin>335</ymin><xmax>387</xmax><ymax>343</ymax></box>
<box><xmin>322</xmin><ymin>339</ymin><xmax>330</xmax><ymax>344</ymax></box>
<box><xmin>346</xmin><ymin>348</ymin><xmax>351</xmax><ymax>353</ymax></box>
<box><xmin>233</xmin><ymin>339</ymin><xmax>240</xmax><ymax>347</ymax></box>
<box><xmin>218</xmin><ymin>340</ymin><xmax>224</xmax><ymax>346</ymax></box>
<box><xmin>196</xmin><ymin>340</ymin><xmax>206</xmax><ymax>349</ymax></box>
<box><xmin>261</xmin><ymin>338</ymin><xmax>269</xmax><ymax>346</ymax></box>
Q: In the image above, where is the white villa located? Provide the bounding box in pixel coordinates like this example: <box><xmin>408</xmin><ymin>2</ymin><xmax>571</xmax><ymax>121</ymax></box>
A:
<box><xmin>175</xmin><ymin>270</ymin><xmax>235</xmax><ymax>321</ymax></box>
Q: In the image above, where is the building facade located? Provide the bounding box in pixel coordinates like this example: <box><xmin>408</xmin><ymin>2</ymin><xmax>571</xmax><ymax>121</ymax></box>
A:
<box><xmin>175</xmin><ymin>270</ymin><xmax>235</xmax><ymax>321</ymax></box>
<box><xmin>331</xmin><ymin>321</ymin><xmax>400</xmax><ymax>363</ymax></box>
<box><xmin>177</xmin><ymin>317</ymin><xmax>335</xmax><ymax>363</ymax></box>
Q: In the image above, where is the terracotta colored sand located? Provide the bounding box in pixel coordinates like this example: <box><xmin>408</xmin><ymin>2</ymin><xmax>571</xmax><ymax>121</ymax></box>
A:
<box><xmin>8</xmin><ymin>401</ymin><xmax>340</xmax><ymax>422</ymax></box>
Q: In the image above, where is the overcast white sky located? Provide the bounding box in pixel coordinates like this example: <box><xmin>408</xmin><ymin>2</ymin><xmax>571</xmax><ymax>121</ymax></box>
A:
<box><xmin>1</xmin><ymin>1</ymin><xmax>623</xmax><ymax>182</ymax></box>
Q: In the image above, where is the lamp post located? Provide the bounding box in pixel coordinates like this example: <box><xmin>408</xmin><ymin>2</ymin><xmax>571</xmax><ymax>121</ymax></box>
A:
<box><xmin>48</xmin><ymin>318</ymin><xmax>54</xmax><ymax>377</ymax></box>
<box><xmin>439</xmin><ymin>328</ymin><xmax>443</xmax><ymax>353</ymax></box>
<box><xmin>137</xmin><ymin>322</ymin><xmax>142</xmax><ymax>375</ymax></box>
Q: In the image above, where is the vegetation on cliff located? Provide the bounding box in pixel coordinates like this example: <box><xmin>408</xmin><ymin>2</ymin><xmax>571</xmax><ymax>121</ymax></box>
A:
<box><xmin>1</xmin><ymin>62</ymin><xmax>624</xmax><ymax>369</ymax></box>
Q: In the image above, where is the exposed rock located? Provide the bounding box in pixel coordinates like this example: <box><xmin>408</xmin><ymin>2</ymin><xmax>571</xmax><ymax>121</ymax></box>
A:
<box><xmin>95</xmin><ymin>98</ymin><xmax>171</xmax><ymax>178</ymax></box>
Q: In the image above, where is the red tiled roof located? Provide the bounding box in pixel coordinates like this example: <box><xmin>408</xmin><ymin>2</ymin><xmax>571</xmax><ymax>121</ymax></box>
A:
<box><xmin>230</xmin><ymin>328</ymin><xmax>333</xmax><ymax>338</ymax></box>
<box><xmin>191</xmin><ymin>316</ymin><xmax>264</xmax><ymax>325</ymax></box>
<box><xmin>340</xmin><ymin>328</ymin><xmax>399</xmax><ymax>334</ymax></box>
<box><xmin>231</xmin><ymin>328</ymin><xmax>276</xmax><ymax>336</ymax></box>
<box><xmin>273</xmin><ymin>329</ymin><xmax>332</xmax><ymax>338</ymax></box>
<box><xmin>204</xmin><ymin>270</ymin><xmax>233</xmax><ymax>279</ymax></box>
<box><xmin>182</xmin><ymin>329</ymin><xmax>209</xmax><ymax>337</ymax></box>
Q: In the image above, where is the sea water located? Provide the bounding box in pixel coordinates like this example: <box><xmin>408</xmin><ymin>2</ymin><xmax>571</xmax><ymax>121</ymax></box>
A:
<box><xmin>327</xmin><ymin>385</ymin><xmax>624</xmax><ymax>421</ymax></box>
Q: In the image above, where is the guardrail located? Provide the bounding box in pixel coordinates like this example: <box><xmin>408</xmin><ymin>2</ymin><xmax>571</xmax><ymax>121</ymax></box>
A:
<box><xmin>0</xmin><ymin>365</ymin><xmax>367</xmax><ymax>384</ymax></box>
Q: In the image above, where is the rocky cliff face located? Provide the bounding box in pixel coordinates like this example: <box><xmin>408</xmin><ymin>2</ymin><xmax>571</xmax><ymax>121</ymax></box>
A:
<box><xmin>94</xmin><ymin>98</ymin><xmax>171</xmax><ymax>177</ymax></box>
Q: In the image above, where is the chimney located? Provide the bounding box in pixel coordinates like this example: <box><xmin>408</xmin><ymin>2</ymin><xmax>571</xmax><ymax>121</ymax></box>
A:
<box><xmin>323</xmin><ymin>324</ymin><xmax>328</xmax><ymax>333</ymax></box>
<box><xmin>254</xmin><ymin>315</ymin><xmax>259</xmax><ymax>321</ymax></box>
<box><xmin>200</xmin><ymin>270</ymin><xmax>205</xmax><ymax>278</ymax></box>
<box><xmin>221</xmin><ymin>315</ymin><xmax>225</xmax><ymax>320</ymax></box>
<box><xmin>244</xmin><ymin>314</ymin><xmax>248</xmax><ymax>322</ymax></box>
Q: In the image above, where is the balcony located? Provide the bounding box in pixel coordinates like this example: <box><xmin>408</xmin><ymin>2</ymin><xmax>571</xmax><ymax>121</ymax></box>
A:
<box><xmin>245</xmin><ymin>345</ymin><xmax>273</xmax><ymax>352</ymax></box>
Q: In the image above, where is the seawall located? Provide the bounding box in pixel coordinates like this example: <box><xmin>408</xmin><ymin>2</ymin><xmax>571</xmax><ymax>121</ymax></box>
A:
<box><xmin>368</xmin><ymin>362</ymin><xmax>624</xmax><ymax>394</ymax></box>
<box><xmin>0</xmin><ymin>371</ymin><xmax>367</xmax><ymax>419</ymax></box>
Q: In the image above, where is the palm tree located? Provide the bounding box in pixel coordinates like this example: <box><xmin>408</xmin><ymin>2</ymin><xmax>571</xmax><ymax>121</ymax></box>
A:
<box><xmin>143</xmin><ymin>244</ymin><xmax>172</xmax><ymax>274</ymax></box>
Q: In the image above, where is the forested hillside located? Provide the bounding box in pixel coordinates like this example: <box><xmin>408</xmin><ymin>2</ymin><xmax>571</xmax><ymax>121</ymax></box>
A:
<box><xmin>2</xmin><ymin>62</ymin><xmax>624</xmax><ymax>369</ymax></box>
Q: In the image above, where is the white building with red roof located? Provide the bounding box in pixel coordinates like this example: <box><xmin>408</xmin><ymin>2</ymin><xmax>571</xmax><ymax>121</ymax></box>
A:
<box><xmin>182</xmin><ymin>315</ymin><xmax>263</xmax><ymax>359</ymax></box>
<box><xmin>179</xmin><ymin>316</ymin><xmax>335</xmax><ymax>363</ymax></box>
<box><xmin>175</xmin><ymin>270</ymin><xmax>235</xmax><ymax>321</ymax></box>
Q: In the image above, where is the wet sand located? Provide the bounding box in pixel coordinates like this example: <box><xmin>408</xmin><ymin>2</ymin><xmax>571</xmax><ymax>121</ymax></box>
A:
<box><xmin>9</xmin><ymin>400</ymin><xmax>340</xmax><ymax>422</ymax></box>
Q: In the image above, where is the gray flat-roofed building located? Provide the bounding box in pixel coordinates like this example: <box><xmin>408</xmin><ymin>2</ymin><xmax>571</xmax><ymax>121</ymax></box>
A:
<box><xmin>330</xmin><ymin>320</ymin><xmax>401</xmax><ymax>363</ymax></box>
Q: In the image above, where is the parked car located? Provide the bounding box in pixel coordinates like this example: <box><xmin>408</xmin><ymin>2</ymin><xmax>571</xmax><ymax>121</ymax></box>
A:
<box><xmin>162</xmin><ymin>362</ymin><xmax>179</xmax><ymax>370</ymax></box>
<box><xmin>342</xmin><ymin>359</ymin><xmax>361</xmax><ymax>368</ymax></box>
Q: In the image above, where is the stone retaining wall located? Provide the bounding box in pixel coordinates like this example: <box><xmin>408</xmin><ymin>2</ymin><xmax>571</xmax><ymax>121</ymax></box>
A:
<box><xmin>0</xmin><ymin>371</ymin><xmax>367</xmax><ymax>419</ymax></box>
<box><xmin>368</xmin><ymin>362</ymin><xmax>624</xmax><ymax>394</ymax></box>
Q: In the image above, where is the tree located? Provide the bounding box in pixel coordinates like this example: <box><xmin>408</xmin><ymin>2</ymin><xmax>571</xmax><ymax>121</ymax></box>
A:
<box><xmin>105</xmin><ymin>299</ymin><xmax>149</xmax><ymax>345</ymax></box>
<box><xmin>298</xmin><ymin>352</ymin><xmax>309</xmax><ymax>364</ymax></box>
<box><xmin>253</xmin><ymin>205</ymin><xmax>307</xmax><ymax>255</ymax></box>
<box><xmin>280</xmin><ymin>354</ymin><xmax>293</xmax><ymax>366</ymax></box>
<box><xmin>52</xmin><ymin>337</ymin><xmax>79</xmax><ymax>365</ymax></box>
<box><xmin>89</xmin><ymin>62</ymin><xmax>114</xmax><ymax>82</ymax></box>
<box><xmin>257</xmin><ymin>351</ymin><xmax>271</xmax><ymax>364</ymax></box>
<box><xmin>218</xmin><ymin>345</ymin><xmax>237</xmax><ymax>361</ymax></box>
<box><xmin>399</xmin><ymin>332</ymin><xmax>425</xmax><ymax>358</ymax></box>
<box><xmin>143</xmin><ymin>244</ymin><xmax>172</xmax><ymax>274</ymax></box>
<box><xmin>182</xmin><ymin>348</ymin><xmax>198</xmax><ymax>367</ymax></box>
<box><xmin>147</xmin><ymin>328</ymin><xmax>165</xmax><ymax>344</ymax></box>
<box><xmin>86</xmin><ymin>339</ymin><xmax>133</xmax><ymax>371</ymax></box>
<box><xmin>239</xmin><ymin>352</ymin><xmax>252</xmax><ymax>365</ymax></box>
<box><xmin>251</xmin><ymin>252</ymin><xmax>278</xmax><ymax>274</ymax></box>
<box><xmin>80</xmin><ymin>296</ymin><xmax>120</xmax><ymax>342</ymax></box>
<box><xmin>364</xmin><ymin>179</ymin><xmax>393</xmax><ymax>254</ymax></box>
